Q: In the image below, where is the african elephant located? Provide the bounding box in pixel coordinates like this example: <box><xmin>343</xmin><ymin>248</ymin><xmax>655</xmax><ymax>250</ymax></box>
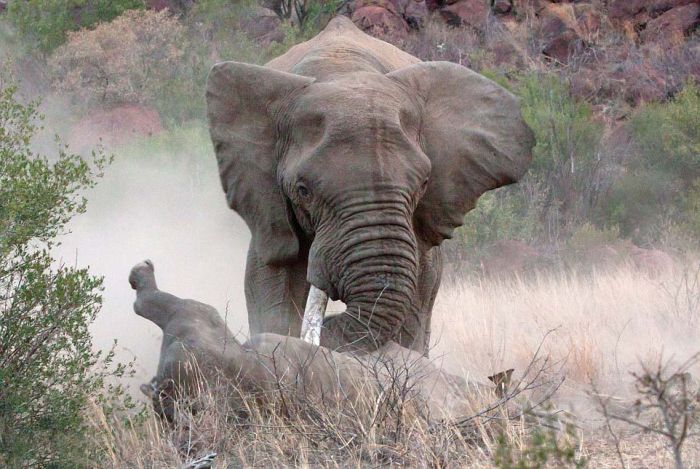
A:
<box><xmin>206</xmin><ymin>16</ymin><xmax>534</xmax><ymax>356</ymax></box>
<box><xmin>129</xmin><ymin>260</ymin><xmax>492</xmax><ymax>421</ymax></box>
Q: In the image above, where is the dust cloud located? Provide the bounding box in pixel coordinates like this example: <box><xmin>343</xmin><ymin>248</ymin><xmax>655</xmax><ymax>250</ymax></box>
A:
<box><xmin>55</xmin><ymin>136</ymin><xmax>251</xmax><ymax>386</ymax></box>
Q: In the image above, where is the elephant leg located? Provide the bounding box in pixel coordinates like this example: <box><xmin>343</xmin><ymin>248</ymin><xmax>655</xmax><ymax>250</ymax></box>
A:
<box><xmin>397</xmin><ymin>245</ymin><xmax>442</xmax><ymax>356</ymax></box>
<box><xmin>245</xmin><ymin>246</ymin><xmax>309</xmax><ymax>337</ymax></box>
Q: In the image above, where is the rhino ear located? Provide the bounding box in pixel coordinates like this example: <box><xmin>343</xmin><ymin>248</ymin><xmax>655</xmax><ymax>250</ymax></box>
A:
<box><xmin>388</xmin><ymin>62</ymin><xmax>534</xmax><ymax>246</ymax></box>
<box><xmin>206</xmin><ymin>62</ymin><xmax>314</xmax><ymax>265</ymax></box>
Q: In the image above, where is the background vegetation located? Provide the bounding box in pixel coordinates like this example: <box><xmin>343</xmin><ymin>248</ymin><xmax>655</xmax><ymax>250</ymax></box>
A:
<box><xmin>0</xmin><ymin>79</ymin><xmax>133</xmax><ymax>465</ymax></box>
<box><xmin>0</xmin><ymin>0</ymin><xmax>698</xmax><ymax>466</ymax></box>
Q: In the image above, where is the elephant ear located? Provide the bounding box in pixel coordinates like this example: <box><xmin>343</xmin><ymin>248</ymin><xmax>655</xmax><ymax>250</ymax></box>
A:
<box><xmin>207</xmin><ymin>62</ymin><xmax>314</xmax><ymax>264</ymax></box>
<box><xmin>387</xmin><ymin>62</ymin><xmax>534</xmax><ymax>246</ymax></box>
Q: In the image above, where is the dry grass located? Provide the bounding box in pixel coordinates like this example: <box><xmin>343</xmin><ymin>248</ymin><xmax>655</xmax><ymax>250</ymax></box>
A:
<box><xmin>90</xmin><ymin>260</ymin><xmax>700</xmax><ymax>467</ymax></box>
<box><xmin>433</xmin><ymin>261</ymin><xmax>700</xmax><ymax>392</ymax></box>
<box><xmin>433</xmin><ymin>260</ymin><xmax>700</xmax><ymax>467</ymax></box>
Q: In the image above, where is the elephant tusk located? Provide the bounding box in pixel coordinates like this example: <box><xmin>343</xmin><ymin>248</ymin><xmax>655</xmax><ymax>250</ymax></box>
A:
<box><xmin>300</xmin><ymin>285</ymin><xmax>328</xmax><ymax>345</ymax></box>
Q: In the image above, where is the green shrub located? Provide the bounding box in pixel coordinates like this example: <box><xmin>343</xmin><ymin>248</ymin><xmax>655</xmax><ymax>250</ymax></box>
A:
<box><xmin>603</xmin><ymin>81</ymin><xmax>700</xmax><ymax>244</ymax></box>
<box><xmin>4</xmin><ymin>0</ymin><xmax>144</xmax><ymax>54</ymax></box>
<box><xmin>457</xmin><ymin>72</ymin><xmax>605</xmax><ymax>248</ymax></box>
<box><xmin>458</xmin><ymin>181</ymin><xmax>546</xmax><ymax>250</ymax></box>
<box><xmin>519</xmin><ymin>73</ymin><xmax>604</xmax><ymax>236</ymax></box>
<box><xmin>494</xmin><ymin>426</ymin><xmax>585</xmax><ymax>469</ymax></box>
<box><xmin>0</xmin><ymin>80</ymin><xmax>127</xmax><ymax>466</ymax></box>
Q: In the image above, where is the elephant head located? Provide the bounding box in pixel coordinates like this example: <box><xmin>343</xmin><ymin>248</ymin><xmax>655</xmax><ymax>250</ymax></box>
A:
<box><xmin>207</xmin><ymin>59</ymin><xmax>533</xmax><ymax>352</ymax></box>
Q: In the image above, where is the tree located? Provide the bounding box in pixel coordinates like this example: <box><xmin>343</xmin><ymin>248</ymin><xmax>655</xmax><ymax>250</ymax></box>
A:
<box><xmin>0</xmin><ymin>79</ymin><xmax>119</xmax><ymax>466</ymax></box>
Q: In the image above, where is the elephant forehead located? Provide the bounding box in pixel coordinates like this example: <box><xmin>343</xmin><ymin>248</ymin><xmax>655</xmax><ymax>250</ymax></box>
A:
<box><xmin>290</xmin><ymin>77</ymin><xmax>413</xmax><ymax>123</ymax></box>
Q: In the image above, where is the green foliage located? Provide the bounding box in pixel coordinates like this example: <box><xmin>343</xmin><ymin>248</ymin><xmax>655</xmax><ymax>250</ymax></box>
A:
<box><xmin>519</xmin><ymin>73</ymin><xmax>603</xmax><ymax>232</ymax></box>
<box><xmin>631</xmin><ymin>82</ymin><xmax>700</xmax><ymax>185</ymax></box>
<box><xmin>0</xmin><ymin>82</ymin><xmax>126</xmax><ymax>466</ymax></box>
<box><xmin>603</xmin><ymin>82</ymin><xmax>700</xmax><ymax>244</ymax></box>
<box><xmin>458</xmin><ymin>182</ymin><xmax>544</xmax><ymax>249</ymax></box>
<box><xmin>494</xmin><ymin>426</ymin><xmax>586</xmax><ymax>469</ymax></box>
<box><xmin>4</xmin><ymin>0</ymin><xmax>144</xmax><ymax>54</ymax></box>
<box><xmin>458</xmin><ymin>72</ymin><xmax>605</xmax><ymax>248</ymax></box>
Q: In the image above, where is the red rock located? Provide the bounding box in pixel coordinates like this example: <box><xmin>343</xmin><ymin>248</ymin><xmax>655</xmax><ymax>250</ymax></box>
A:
<box><xmin>354</xmin><ymin>0</ymin><xmax>401</xmax><ymax>14</ymax></box>
<box><xmin>351</xmin><ymin>5</ymin><xmax>410</xmax><ymax>38</ymax></box>
<box><xmin>539</xmin><ymin>4</ymin><xmax>582</xmax><ymax>63</ymax></box>
<box><xmin>609</xmin><ymin>0</ymin><xmax>697</xmax><ymax>35</ymax></box>
<box><xmin>400</xmin><ymin>0</ymin><xmax>429</xmax><ymax>27</ymax></box>
<box><xmin>359</xmin><ymin>0</ymin><xmax>428</xmax><ymax>27</ymax></box>
<box><xmin>68</xmin><ymin>105</ymin><xmax>163</xmax><ymax>152</ymax></box>
<box><xmin>425</xmin><ymin>0</ymin><xmax>441</xmax><ymax>11</ymax></box>
<box><xmin>609</xmin><ymin>62</ymin><xmax>668</xmax><ymax>105</ymax></box>
<box><xmin>440</xmin><ymin>0</ymin><xmax>490</xmax><ymax>30</ymax></box>
<box><xmin>575</xmin><ymin>3</ymin><xmax>608</xmax><ymax>41</ymax></box>
<box><xmin>641</xmin><ymin>4</ymin><xmax>700</xmax><ymax>44</ymax></box>
<box><xmin>490</xmin><ymin>39</ymin><xmax>525</xmax><ymax>67</ymax></box>
<box><xmin>239</xmin><ymin>7</ymin><xmax>284</xmax><ymax>45</ymax></box>
<box><xmin>493</xmin><ymin>0</ymin><xmax>512</xmax><ymax>14</ymax></box>
<box><xmin>609</xmin><ymin>0</ymin><xmax>648</xmax><ymax>20</ymax></box>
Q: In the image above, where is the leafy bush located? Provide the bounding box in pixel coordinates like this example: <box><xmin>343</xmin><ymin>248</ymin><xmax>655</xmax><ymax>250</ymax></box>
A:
<box><xmin>4</xmin><ymin>0</ymin><xmax>144</xmax><ymax>54</ymax></box>
<box><xmin>49</xmin><ymin>9</ymin><xmax>188</xmax><ymax>118</ymax></box>
<box><xmin>519</xmin><ymin>73</ymin><xmax>604</xmax><ymax>236</ymax></box>
<box><xmin>0</xmin><ymin>80</ymin><xmax>126</xmax><ymax>466</ymax></box>
<box><xmin>458</xmin><ymin>182</ymin><xmax>545</xmax><ymax>250</ymax></box>
<box><xmin>603</xmin><ymin>82</ymin><xmax>700</xmax><ymax>245</ymax></box>
<box><xmin>494</xmin><ymin>425</ymin><xmax>585</xmax><ymax>469</ymax></box>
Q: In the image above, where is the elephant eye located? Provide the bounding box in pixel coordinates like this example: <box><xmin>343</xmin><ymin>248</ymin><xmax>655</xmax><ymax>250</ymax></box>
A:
<box><xmin>296</xmin><ymin>182</ymin><xmax>311</xmax><ymax>199</ymax></box>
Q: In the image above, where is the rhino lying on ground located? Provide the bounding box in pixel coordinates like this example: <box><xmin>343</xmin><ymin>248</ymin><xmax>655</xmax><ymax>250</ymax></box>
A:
<box><xmin>130</xmin><ymin>260</ymin><xmax>507</xmax><ymax>422</ymax></box>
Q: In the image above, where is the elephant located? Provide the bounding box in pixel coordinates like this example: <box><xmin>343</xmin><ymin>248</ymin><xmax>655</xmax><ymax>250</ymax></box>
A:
<box><xmin>130</xmin><ymin>260</ymin><xmax>500</xmax><ymax>422</ymax></box>
<box><xmin>206</xmin><ymin>16</ymin><xmax>534</xmax><ymax>356</ymax></box>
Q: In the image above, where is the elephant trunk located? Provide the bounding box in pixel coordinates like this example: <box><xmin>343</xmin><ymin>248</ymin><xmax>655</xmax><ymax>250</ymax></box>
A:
<box><xmin>313</xmin><ymin>194</ymin><xmax>419</xmax><ymax>353</ymax></box>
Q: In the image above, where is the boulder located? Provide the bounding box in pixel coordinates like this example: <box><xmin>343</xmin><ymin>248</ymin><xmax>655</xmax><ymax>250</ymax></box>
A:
<box><xmin>607</xmin><ymin>0</ymin><xmax>696</xmax><ymax>20</ymax></box>
<box><xmin>492</xmin><ymin>0</ymin><xmax>512</xmax><ymax>14</ymax></box>
<box><xmin>399</xmin><ymin>0</ymin><xmax>429</xmax><ymax>27</ymax></box>
<box><xmin>352</xmin><ymin>5</ymin><xmax>410</xmax><ymax>38</ymax></box>
<box><xmin>641</xmin><ymin>4</ymin><xmax>700</xmax><ymax>45</ymax></box>
<box><xmin>68</xmin><ymin>105</ymin><xmax>163</xmax><ymax>152</ymax></box>
<box><xmin>425</xmin><ymin>0</ymin><xmax>442</xmax><ymax>11</ymax></box>
<box><xmin>440</xmin><ymin>0</ymin><xmax>490</xmax><ymax>30</ymax></box>
<box><xmin>539</xmin><ymin>3</ymin><xmax>583</xmax><ymax>63</ymax></box>
<box><xmin>609</xmin><ymin>61</ymin><xmax>669</xmax><ymax>105</ymax></box>
<box><xmin>239</xmin><ymin>7</ymin><xmax>285</xmax><ymax>45</ymax></box>
<box><xmin>355</xmin><ymin>0</ymin><xmax>428</xmax><ymax>28</ymax></box>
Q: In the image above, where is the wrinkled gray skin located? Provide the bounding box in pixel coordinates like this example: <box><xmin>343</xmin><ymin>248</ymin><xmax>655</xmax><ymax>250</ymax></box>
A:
<box><xmin>130</xmin><ymin>260</ymin><xmax>491</xmax><ymax>421</ymax></box>
<box><xmin>207</xmin><ymin>16</ymin><xmax>534</xmax><ymax>356</ymax></box>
